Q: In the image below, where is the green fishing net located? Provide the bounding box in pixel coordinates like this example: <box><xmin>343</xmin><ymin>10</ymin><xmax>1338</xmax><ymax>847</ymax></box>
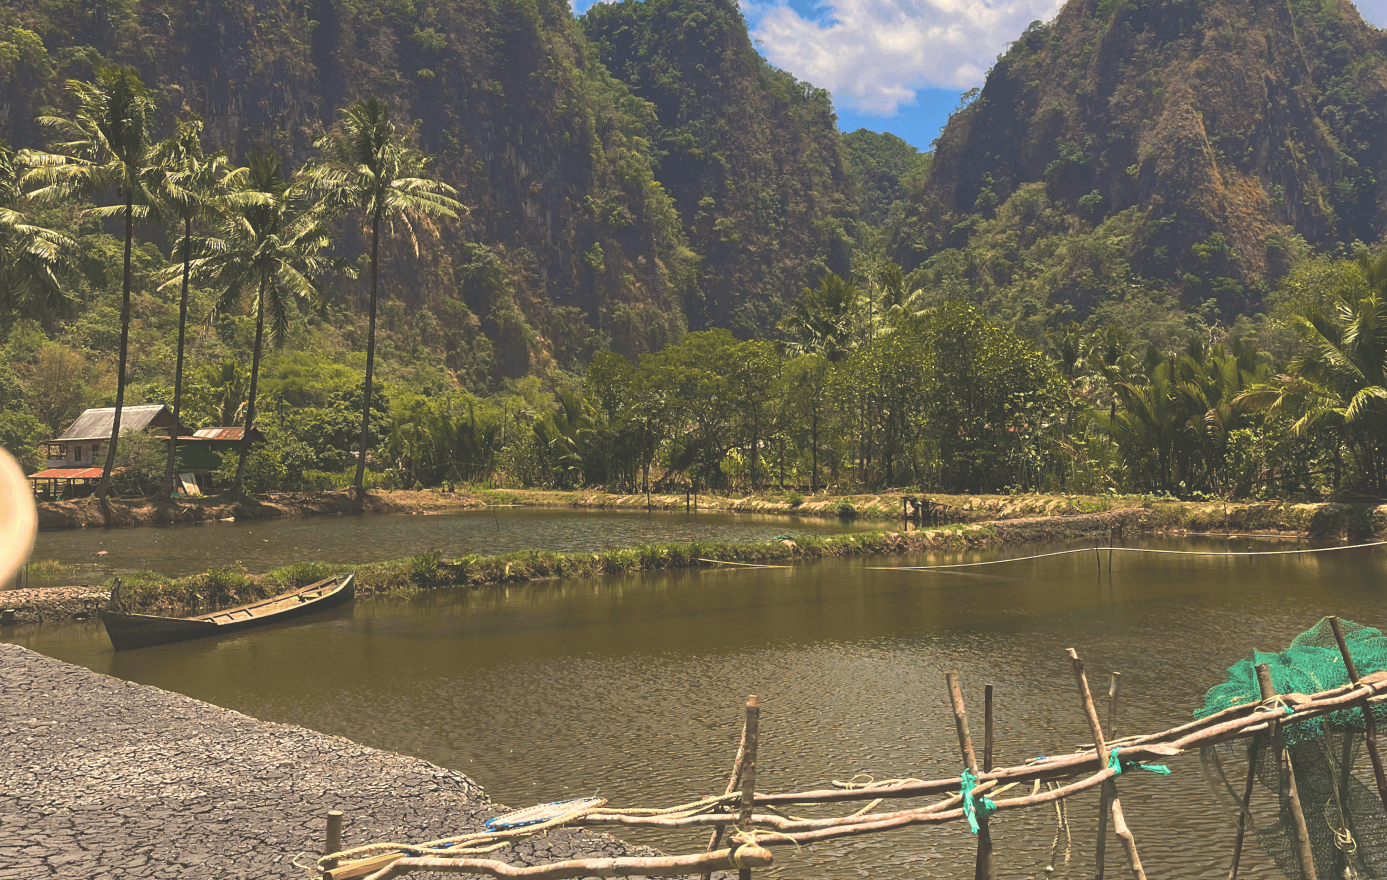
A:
<box><xmin>1196</xmin><ymin>618</ymin><xmax>1387</xmax><ymax>747</ymax></box>
<box><xmin>1197</xmin><ymin>618</ymin><xmax>1387</xmax><ymax>879</ymax></box>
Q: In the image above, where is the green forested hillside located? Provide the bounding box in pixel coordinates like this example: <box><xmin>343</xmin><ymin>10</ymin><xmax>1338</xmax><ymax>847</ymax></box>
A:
<box><xmin>581</xmin><ymin>0</ymin><xmax>859</xmax><ymax>334</ymax></box>
<box><xmin>3</xmin><ymin>0</ymin><xmax>1387</xmax><ymax>502</ymax></box>
<box><xmin>892</xmin><ymin>0</ymin><xmax>1387</xmax><ymax>329</ymax></box>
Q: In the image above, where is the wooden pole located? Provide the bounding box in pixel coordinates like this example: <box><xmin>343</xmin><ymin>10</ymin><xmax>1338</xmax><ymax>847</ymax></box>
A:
<box><xmin>1255</xmin><ymin>663</ymin><xmax>1317</xmax><ymax>880</ymax></box>
<box><xmin>737</xmin><ymin>695</ymin><xmax>761</xmax><ymax>880</ymax></box>
<box><xmin>1066</xmin><ymin>649</ymin><xmax>1146</xmax><ymax>880</ymax></box>
<box><xmin>1096</xmin><ymin>671</ymin><xmax>1121</xmax><ymax>880</ymax></box>
<box><xmin>1107</xmin><ymin>672</ymin><xmax>1122</xmax><ymax>740</ymax></box>
<box><xmin>1228</xmin><ymin>740</ymin><xmax>1260</xmax><ymax>880</ymax></box>
<box><xmin>945</xmin><ymin>672</ymin><xmax>992</xmax><ymax>880</ymax></box>
<box><xmin>1327</xmin><ymin>615</ymin><xmax>1387</xmax><ymax>812</ymax></box>
<box><xmin>325</xmin><ymin>810</ymin><xmax>344</xmax><ymax>867</ymax></box>
<box><xmin>983</xmin><ymin>684</ymin><xmax>995</xmax><ymax>774</ymax></box>
<box><xmin>701</xmin><ymin>710</ymin><xmax>751</xmax><ymax>880</ymax></box>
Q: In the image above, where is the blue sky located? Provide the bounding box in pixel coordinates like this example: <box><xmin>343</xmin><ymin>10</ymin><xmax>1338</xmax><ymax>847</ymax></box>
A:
<box><xmin>574</xmin><ymin>0</ymin><xmax>1387</xmax><ymax>153</ymax></box>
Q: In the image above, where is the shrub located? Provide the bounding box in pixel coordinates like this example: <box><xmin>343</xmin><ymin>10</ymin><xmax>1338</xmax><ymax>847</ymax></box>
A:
<box><xmin>270</xmin><ymin>561</ymin><xmax>334</xmax><ymax>588</ymax></box>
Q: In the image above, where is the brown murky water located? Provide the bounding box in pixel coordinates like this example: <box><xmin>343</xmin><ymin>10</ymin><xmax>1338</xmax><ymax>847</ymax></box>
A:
<box><xmin>8</xmin><ymin>535</ymin><xmax>1387</xmax><ymax>879</ymax></box>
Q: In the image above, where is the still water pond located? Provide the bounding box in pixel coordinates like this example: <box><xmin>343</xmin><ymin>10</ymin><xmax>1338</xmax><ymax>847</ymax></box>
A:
<box><xmin>9</xmin><ymin>537</ymin><xmax>1387</xmax><ymax>879</ymax></box>
<box><xmin>21</xmin><ymin>508</ymin><xmax>873</xmax><ymax>582</ymax></box>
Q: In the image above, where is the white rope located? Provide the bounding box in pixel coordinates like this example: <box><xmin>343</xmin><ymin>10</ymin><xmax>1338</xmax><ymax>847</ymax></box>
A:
<box><xmin>870</xmin><ymin>539</ymin><xmax>1387</xmax><ymax>572</ymax></box>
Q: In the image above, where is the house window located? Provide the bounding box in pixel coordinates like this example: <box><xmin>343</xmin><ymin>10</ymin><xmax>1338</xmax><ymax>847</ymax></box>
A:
<box><xmin>48</xmin><ymin>444</ymin><xmax>67</xmax><ymax>460</ymax></box>
<box><xmin>74</xmin><ymin>445</ymin><xmax>83</xmax><ymax>462</ymax></box>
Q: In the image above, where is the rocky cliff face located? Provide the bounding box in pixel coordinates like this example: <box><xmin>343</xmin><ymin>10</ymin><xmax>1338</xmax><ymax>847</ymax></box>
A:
<box><xmin>894</xmin><ymin>0</ymin><xmax>1387</xmax><ymax>312</ymax></box>
<box><xmin>582</xmin><ymin>0</ymin><xmax>859</xmax><ymax>334</ymax></box>
<box><xmin>2</xmin><ymin>0</ymin><xmax>694</xmax><ymax>377</ymax></box>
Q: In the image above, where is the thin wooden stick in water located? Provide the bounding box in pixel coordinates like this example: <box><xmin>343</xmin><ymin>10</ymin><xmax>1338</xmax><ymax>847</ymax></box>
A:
<box><xmin>1096</xmin><ymin>672</ymin><xmax>1120</xmax><ymax>880</ymax></box>
<box><xmin>1228</xmin><ymin>739</ymin><xmax>1259</xmax><ymax>880</ymax></box>
<box><xmin>700</xmin><ymin>717</ymin><xmax>750</xmax><ymax>880</ymax></box>
<box><xmin>1328</xmin><ymin>615</ymin><xmax>1387</xmax><ymax>812</ymax></box>
<box><xmin>737</xmin><ymin>695</ymin><xmax>761</xmax><ymax>880</ymax></box>
<box><xmin>946</xmin><ymin>672</ymin><xmax>992</xmax><ymax>880</ymax></box>
<box><xmin>983</xmin><ymin>684</ymin><xmax>995</xmax><ymax>774</ymax></box>
<box><xmin>1255</xmin><ymin>663</ymin><xmax>1317</xmax><ymax>880</ymax></box>
<box><xmin>1067</xmin><ymin>649</ymin><xmax>1146</xmax><ymax>880</ymax></box>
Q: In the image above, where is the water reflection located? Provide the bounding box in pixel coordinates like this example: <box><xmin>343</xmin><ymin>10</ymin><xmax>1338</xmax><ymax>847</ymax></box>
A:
<box><xmin>7</xmin><ymin>537</ymin><xmax>1387</xmax><ymax>879</ymax></box>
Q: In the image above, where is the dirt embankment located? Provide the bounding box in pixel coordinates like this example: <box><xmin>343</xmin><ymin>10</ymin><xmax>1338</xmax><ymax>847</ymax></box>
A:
<box><xmin>35</xmin><ymin>489</ymin><xmax>483</xmax><ymax>531</ymax></box>
<box><xmin>484</xmin><ymin>489</ymin><xmax>1387</xmax><ymax>539</ymax></box>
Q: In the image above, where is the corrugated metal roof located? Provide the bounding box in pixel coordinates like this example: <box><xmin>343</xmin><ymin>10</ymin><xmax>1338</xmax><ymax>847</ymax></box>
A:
<box><xmin>28</xmin><ymin>468</ymin><xmax>106</xmax><ymax>479</ymax></box>
<box><xmin>55</xmin><ymin>406</ymin><xmax>174</xmax><ymax>441</ymax></box>
<box><xmin>192</xmin><ymin>427</ymin><xmax>247</xmax><ymax>441</ymax></box>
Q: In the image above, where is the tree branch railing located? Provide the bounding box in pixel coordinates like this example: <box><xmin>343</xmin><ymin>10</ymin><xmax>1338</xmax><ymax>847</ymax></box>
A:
<box><xmin>313</xmin><ymin>651</ymin><xmax>1387</xmax><ymax>880</ymax></box>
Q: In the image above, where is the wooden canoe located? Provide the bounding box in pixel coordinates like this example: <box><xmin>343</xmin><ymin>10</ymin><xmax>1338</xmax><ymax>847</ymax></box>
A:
<box><xmin>99</xmin><ymin>573</ymin><xmax>355</xmax><ymax>651</ymax></box>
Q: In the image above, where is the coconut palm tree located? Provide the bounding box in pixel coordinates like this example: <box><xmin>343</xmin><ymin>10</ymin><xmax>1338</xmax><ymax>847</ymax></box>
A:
<box><xmin>1238</xmin><ymin>250</ymin><xmax>1387</xmax><ymax>493</ymax></box>
<box><xmin>151</xmin><ymin>117</ymin><xmax>228</xmax><ymax>497</ymax></box>
<box><xmin>778</xmin><ymin>272</ymin><xmax>860</xmax><ymax>363</ymax></box>
<box><xmin>21</xmin><ymin>66</ymin><xmax>160</xmax><ymax>500</ymax></box>
<box><xmin>302</xmin><ymin>97</ymin><xmax>463</xmax><ymax>499</ymax></box>
<box><xmin>184</xmin><ymin>149</ymin><xmax>330</xmax><ymax>496</ymax></box>
<box><xmin>0</xmin><ymin>139</ymin><xmax>76</xmax><ymax>324</ymax></box>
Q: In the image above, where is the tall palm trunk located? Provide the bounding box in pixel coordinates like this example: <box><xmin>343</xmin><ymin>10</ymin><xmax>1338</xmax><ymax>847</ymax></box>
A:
<box><xmin>353</xmin><ymin>211</ymin><xmax>381</xmax><ymax>497</ymax></box>
<box><xmin>233</xmin><ymin>278</ymin><xmax>267</xmax><ymax>496</ymax></box>
<box><xmin>97</xmin><ymin>189</ymin><xmax>134</xmax><ymax>501</ymax></box>
<box><xmin>161</xmin><ymin>215</ymin><xmax>193</xmax><ymax>497</ymax></box>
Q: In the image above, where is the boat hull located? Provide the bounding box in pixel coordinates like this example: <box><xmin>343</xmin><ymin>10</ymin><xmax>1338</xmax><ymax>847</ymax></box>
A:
<box><xmin>99</xmin><ymin>574</ymin><xmax>355</xmax><ymax>650</ymax></box>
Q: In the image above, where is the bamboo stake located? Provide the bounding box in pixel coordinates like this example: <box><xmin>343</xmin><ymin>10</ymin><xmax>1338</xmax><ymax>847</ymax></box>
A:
<box><xmin>326</xmin><ymin>810</ymin><xmax>344</xmax><ymax>865</ymax></box>
<box><xmin>1067</xmin><ymin>649</ymin><xmax>1146</xmax><ymax>880</ymax></box>
<box><xmin>1227</xmin><ymin>740</ymin><xmax>1259</xmax><ymax>880</ymax></box>
<box><xmin>1327</xmin><ymin>615</ymin><xmax>1387</xmax><ymax>813</ymax></box>
<box><xmin>737</xmin><ymin>694</ymin><xmax>761</xmax><ymax>880</ymax></box>
<box><xmin>1096</xmin><ymin>672</ymin><xmax>1120</xmax><ymax>880</ymax></box>
<box><xmin>701</xmin><ymin>709</ymin><xmax>751</xmax><ymax>880</ymax></box>
<box><xmin>946</xmin><ymin>672</ymin><xmax>992</xmax><ymax>880</ymax></box>
<box><xmin>1255</xmin><ymin>663</ymin><xmax>1317</xmax><ymax>880</ymax></box>
<box><xmin>983</xmin><ymin>684</ymin><xmax>995</xmax><ymax>773</ymax></box>
<box><xmin>360</xmin><ymin>843</ymin><xmax>775</xmax><ymax>880</ymax></box>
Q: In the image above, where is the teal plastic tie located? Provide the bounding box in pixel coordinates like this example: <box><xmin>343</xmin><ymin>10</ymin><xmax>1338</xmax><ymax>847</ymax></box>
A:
<box><xmin>1284</xmin><ymin>704</ymin><xmax>1295</xmax><ymax>715</ymax></box>
<box><xmin>959</xmin><ymin>769</ymin><xmax>996</xmax><ymax>834</ymax></box>
<box><xmin>1109</xmin><ymin>747</ymin><xmax>1171</xmax><ymax>776</ymax></box>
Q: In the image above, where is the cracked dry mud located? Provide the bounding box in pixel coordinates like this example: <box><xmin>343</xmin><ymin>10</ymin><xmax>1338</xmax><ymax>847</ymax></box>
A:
<box><xmin>0</xmin><ymin>643</ymin><xmax>657</xmax><ymax>879</ymax></box>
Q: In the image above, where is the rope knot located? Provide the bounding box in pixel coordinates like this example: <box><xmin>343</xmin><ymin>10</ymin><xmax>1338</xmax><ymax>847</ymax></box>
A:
<box><xmin>959</xmin><ymin>769</ymin><xmax>996</xmax><ymax>834</ymax></box>
<box><xmin>1108</xmin><ymin>747</ymin><xmax>1171</xmax><ymax>776</ymax></box>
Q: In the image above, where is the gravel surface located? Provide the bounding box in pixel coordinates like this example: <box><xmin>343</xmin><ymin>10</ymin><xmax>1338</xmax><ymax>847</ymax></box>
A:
<box><xmin>0</xmin><ymin>586</ymin><xmax>108</xmax><ymax>624</ymax></box>
<box><xmin>0</xmin><ymin>644</ymin><xmax>657</xmax><ymax>879</ymax></box>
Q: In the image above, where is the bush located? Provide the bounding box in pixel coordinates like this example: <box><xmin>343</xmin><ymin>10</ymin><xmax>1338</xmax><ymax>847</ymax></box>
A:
<box><xmin>269</xmin><ymin>561</ymin><xmax>334</xmax><ymax>588</ymax></box>
<box><xmin>111</xmin><ymin>432</ymin><xmax>166</xmax><ymax>496</ymax></box>
<box><xmin>214</xmin><ymin>445</ymin><xmax>284</xmax><ymax>493</ymax></box>
<box><xmin>785</xmin><ymin>491</ymin><xmax>804</xmax><ymax>507</ymax></box>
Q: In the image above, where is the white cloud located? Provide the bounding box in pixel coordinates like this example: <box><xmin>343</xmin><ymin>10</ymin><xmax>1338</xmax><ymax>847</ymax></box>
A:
<box><xmin>746</xmin><ymin>0</ymin><xmax>1063</xmax><ymax>115</ymax></box>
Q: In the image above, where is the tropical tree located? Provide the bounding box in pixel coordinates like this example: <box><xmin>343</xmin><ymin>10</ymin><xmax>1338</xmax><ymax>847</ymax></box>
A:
<box><xmin>185</xmin><ymin>149</ymin><xmax>330</xmax><ymax>496</ymax></box>
<box><xmin>0</xmin><ymin>139</ymin><xmax>76</xmax><ymax>325</ymax></box>
<box><xmin>1239</xmin><ymin>250</ymin><xmax>1387</xmax><ymax>493</ymax></box>
<box><xmin>302</xmin><ymin>96</ymin><xmax>464</xmax><ymax>499</ymax></box>
<box><xmin>778</xmin><ymin>272</ymin><xmax>860</xmax><ymax>362</ymax></box>
<box><xmin>152</xmin><ymin>116</ymin><xmax>228</xmax><ymax>496</ymax></box>
<box><xmin>21</xmin><ymin>66</ymin><xmax>159</xmax><ymax>500</ymax></box>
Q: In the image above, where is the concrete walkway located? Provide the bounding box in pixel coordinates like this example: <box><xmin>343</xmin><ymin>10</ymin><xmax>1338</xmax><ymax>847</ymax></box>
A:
<box><xmin>0</xmin><ymin>644</ymin><xmax>652</xmax><ymax>879</ymax></box>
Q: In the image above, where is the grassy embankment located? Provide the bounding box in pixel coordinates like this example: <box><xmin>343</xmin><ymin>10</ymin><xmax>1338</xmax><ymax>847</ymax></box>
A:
<box><xmin>477</xmin><ymin>487</ymin><xmax>1387</xmax><ymax>536</ymax></box>
<box><xmin>106</xmin><ymin>507</ymin><xmax>1156</xmax><ymax>616</ymax></box>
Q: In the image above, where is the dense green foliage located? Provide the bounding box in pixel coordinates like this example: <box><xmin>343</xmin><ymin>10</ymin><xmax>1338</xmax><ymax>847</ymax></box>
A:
<box><xmin>842</xmin><ymin>129</ymin><xmax>929</xmax><ymax>225</ymax></box>
<box><xmin>581</xmin><ymin>0</ymin><xmax>859</xmax><ymax>334</ymax></box>
<box><xmin>5</xmin><ymin>0</ymin><xmax>1387</xmax><ymax>505</ymax></box>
